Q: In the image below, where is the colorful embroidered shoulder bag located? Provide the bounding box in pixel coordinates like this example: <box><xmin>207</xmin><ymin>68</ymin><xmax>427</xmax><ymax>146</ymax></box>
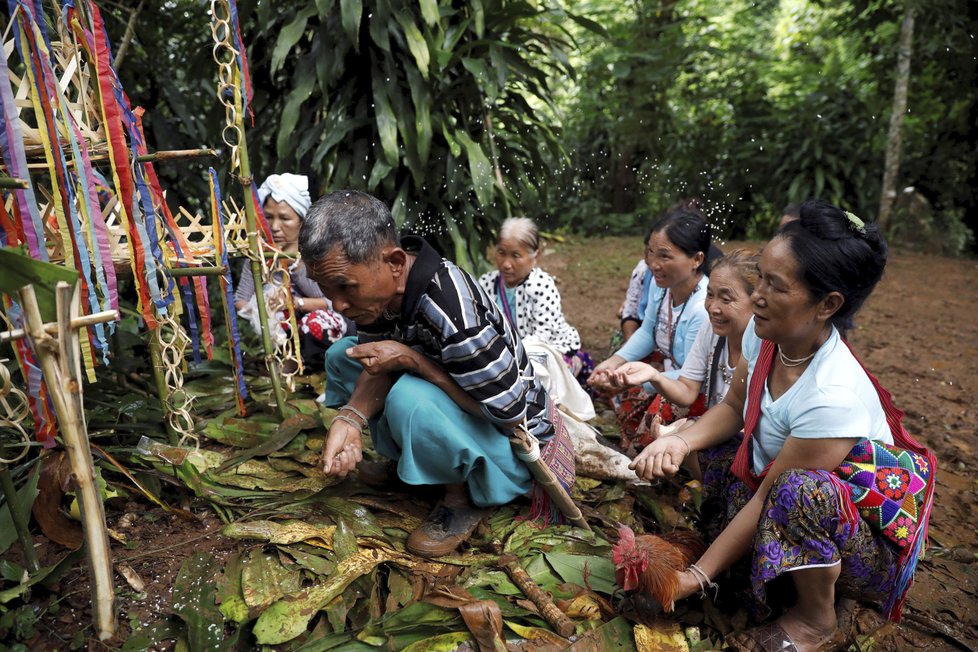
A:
<box><xmin>730</xmin><ymin>339</ymin><xmax>937</xmax><ymax>622</ymax></box>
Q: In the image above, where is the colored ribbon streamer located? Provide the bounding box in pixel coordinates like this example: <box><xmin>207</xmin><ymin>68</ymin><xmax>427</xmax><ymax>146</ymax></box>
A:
<box><xmin>9</xmin><ymin>0</ymin><xmax>104</xmax><ymax>375</ymax></box>
<box><xmin>0</xmin><ymin>39</ymin><xmax>46</xmax><ymax>260</ymax></box>
<box><xmin>3</xmin><ymin>298</ymin><xmax>57</xmax><ymax>446</ymax></box>
<box><xmin>227</xmin><ymin>0</ymin><xmax>254</xmax><ymax>120</ymax></box>
<box><xmin>131</xmin><ymin>107</ymin><xmax>214</xmax><ymax>362</ymax></box>
<box><xmin>210</xmin><ymin>168</ymin><xmax>248</xmax><ymax>413</ymax></box>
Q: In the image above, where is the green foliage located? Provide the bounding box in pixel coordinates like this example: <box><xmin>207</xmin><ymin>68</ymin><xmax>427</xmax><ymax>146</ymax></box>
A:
<box><xmin>111</xmin><ymin>1</ymin><xmax>588</xmax><ymax>267</ymax></box>
<box><xmin>251</xmin><ymin>1</ymin><xmax>584</xmax><ymax>267</ymax></box>
<box><xmin>546</xmin><ymin>0</ymin><xmax>977</xmax><ymax>246</ymax></box>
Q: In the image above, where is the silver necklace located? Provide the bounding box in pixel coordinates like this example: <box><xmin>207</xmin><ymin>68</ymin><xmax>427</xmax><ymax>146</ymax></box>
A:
<box><xmin>778</xmin><ymin>346</ymin><xmax>815</xmax><ymax>367</ymax></box>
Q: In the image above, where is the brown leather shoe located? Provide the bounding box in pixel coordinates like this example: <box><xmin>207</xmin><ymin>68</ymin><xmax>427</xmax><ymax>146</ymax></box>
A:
<box><xmin>405</xmin><ymin>501</ymin><xmax>486</xmax><ymax>558</ymax></box>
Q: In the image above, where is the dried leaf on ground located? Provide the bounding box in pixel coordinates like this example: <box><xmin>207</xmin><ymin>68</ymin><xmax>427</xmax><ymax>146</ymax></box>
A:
<box><xmin>241</xmin><ymin>547</ymin><xmax>302</xmax><ymax>611</ymax></box>
<box><xmin>634</xmin><ymin>620</ymin><xmax>688</xmax><ymax>652</ymax></box>
<box><xmin>223</xmin><ymin>519</ymin><xmax>337</xmax><ymax>548</ymax></box>
<box><xmin>253</xmin><ymin>548</ymin><xmax>396</xmax><ymax>644</ymax></box>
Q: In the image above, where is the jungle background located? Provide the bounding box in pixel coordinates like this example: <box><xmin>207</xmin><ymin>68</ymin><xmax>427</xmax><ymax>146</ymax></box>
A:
<box><xmin>1</xmin><ymin>0</ymin><xmax>977</xmax><ymax>650</ymax></box>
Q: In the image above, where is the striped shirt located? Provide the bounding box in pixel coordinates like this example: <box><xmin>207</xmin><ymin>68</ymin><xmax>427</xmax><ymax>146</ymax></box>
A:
<box><xmin>357</xmin><ymin>236</ymin><xmax>554</xmax><ymax>441</ymax></box>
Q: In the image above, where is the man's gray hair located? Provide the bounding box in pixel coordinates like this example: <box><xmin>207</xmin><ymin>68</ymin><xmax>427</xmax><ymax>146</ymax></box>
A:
<box><xmin>299</xmin><ymin>190</ymin><xmax>399</xmax><ymax>264</ymax></box>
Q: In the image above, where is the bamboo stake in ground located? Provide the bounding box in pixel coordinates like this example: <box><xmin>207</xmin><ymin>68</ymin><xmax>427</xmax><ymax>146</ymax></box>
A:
<box><xmin>18</xmin><ymin>282</ymin><xmax>116</xmax><ymax>640</ymax></box>
<box><xmin>499</xmin><ymin>554</ymin><xmax>575</xmax><ymax>638</ymax></box>
<box><xmin>231</xmin><ymin>64</ymin><xmax>288</xmax><ymax>418</ymax></box>
<box><xmin>509</xmin><ymin>424</ymin><xmax>591</xmax><ymax>532</ymax></box>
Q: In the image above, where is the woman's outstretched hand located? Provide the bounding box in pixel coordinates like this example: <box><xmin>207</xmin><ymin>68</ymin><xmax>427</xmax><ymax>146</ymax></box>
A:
<box><xmin>611</xmin><ymin>361</ymin><xmax>660</xmax><ymax>389</ymax></box>
<box><xmin>629</xmin><ymin>435</ymin><xmax>688</xmax><ymax>480</ymax></box>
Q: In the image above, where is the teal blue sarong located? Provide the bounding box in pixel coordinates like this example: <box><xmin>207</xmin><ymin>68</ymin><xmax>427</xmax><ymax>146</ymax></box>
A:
<box><xmin>324</xmin><ymin>337</ymin><xmax>532</xmax><ymax>507</ymax></box>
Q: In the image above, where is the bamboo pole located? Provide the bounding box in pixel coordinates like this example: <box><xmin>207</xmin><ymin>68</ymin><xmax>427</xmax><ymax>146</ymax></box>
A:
<box><xmin>0</xmin><ymin>309</ymin><xmax>118</xmax><ymax>344</ymax></box>
<box><xmin>165</xmin><ymin>265</ymin><xmax>226</xmax><ymax>278</ymax></box>
<box><xmin>0</xmin><ymin>176</ymin><xmax>29</xmax><ymax>189</ymax></box>
<box><xmin>499</xmin><ymin>555</ymin><xmax>575</xmax><ymax>637</ymax></box>
<box><xmin>18</xmin><ymin>282</ymin><xmax>116</xmax><ymax>640</ymax></box>
<box><xmin>0</xmin><ymin>463</ymin><xmax>40</xmax><ymax>573</ymax></box>
<box><xmin>510</xmin><ymin>425</ymin><xmax>591</xmax><ymax>532</ymax></box>
<box><xmin>6</xmin><ymin>148</ymin><xmax>219</xmax><ymax>172</ymax></box>
<box><xmin>231</xmin><ymin>65</ymin><xmax>288</xmax><ymax>418</ymax></box>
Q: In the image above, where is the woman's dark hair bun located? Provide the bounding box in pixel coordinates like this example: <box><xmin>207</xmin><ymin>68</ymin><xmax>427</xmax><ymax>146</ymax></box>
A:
<box><xmin>779</xmin><ymin>199</ymin><xmax>888</xmax><ymax>334</ymax></box>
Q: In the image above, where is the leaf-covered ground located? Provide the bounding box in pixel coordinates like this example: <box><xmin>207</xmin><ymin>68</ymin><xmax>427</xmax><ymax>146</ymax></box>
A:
<box><xmin>5</xmin><ymin>237</ymin><xmax>977</xmax><ymax>651</ymax></box>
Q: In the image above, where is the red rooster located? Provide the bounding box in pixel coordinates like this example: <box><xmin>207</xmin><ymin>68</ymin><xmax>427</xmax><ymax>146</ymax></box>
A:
<box><xmin>611</xmin><ymin>525</ymin><xmax>706</xmax><ymax>612</ymax></box>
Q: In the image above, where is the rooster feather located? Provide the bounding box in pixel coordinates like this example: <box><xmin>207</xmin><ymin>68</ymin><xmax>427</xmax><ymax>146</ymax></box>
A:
<box><xmin>611</xmin><ymin>525</ymin><xmax>706</xmax><ymax>612</ymax></box>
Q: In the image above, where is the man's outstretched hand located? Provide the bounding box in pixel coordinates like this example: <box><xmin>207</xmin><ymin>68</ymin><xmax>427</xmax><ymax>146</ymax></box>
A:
<box><xmin>320</xmin><ymin>417</ymin><xmax>363</xmax><ymax>477</ymax></box>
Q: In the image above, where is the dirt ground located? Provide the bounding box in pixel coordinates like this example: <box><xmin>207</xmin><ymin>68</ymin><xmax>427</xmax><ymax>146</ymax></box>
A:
<box><xmin>543</xmin><ymin>236</ymin><xmax>978</xmax><ymax>651</ymax></box>
<box><xmin>8</xmin><ymin>237</ymin><xmax>978</xmax><ymax>651</ymax></box>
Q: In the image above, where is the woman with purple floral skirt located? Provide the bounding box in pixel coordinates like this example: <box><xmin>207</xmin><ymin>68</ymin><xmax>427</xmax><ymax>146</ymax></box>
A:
<box><xmin>629</xmin><ymin>200</ymin><xmax>935</xmax><ymax>652</ymax></box>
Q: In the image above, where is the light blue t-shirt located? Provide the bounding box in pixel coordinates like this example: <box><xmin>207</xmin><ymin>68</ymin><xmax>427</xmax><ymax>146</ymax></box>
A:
<box><xmin>615</xmin><ymin>280</ymin><xmax>708</xmax><ymax>381</ymax></box>
<box><xmin>742</xmin><ymin>319</ymin><xmax>893</xmax><ymax>474</ymax></box>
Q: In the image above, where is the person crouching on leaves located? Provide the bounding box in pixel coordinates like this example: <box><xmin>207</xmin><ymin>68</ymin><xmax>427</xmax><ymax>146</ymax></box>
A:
<box><xmin>300</xmin><ymin>191</ymin><xmax>575</xmax><ymax>558</ymax></box>
<box><xmin>234</xmin><ymin>173</ymin><xmax>351</xmax><ymax>369</ymax></box>
<box><xmin>608</xmin><ymin>249</ymin><xmax>760</xmax><ymax>460</ymax></box>
<box><xmin>479</xmin><ymin>217</ymin><xmax>596</xmax><ymax>419</ymax></box>
<box><xmin>630</xmin><ymin>200</ymin><xmax>935</xmax><ymax>652</ymax></box>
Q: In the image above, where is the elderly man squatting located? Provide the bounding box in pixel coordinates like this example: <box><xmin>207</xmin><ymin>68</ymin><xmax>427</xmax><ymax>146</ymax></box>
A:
<box><xmin>299</xmin><ymin>190</ymin><xmax>574</xmax><ymax>558</ymax></box>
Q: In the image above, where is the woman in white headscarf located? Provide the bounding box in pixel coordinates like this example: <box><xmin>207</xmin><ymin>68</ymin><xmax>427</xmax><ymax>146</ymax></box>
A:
<box><xmin>234</xmin><ymin>173</ymin><xmax>350</xmax><ymax>367</ymax></box>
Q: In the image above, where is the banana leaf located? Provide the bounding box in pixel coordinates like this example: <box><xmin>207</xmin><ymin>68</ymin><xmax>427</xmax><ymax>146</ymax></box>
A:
<box><xmin>568</xmin><ymin>616</ymin><xmax>636</xmax><ymax>651</ymax></box>
<box><xmin>401</xmin><ymin>632</ymin><xmax>473</xmax><ymax>652</ymax></box>
<box><xmin>319</xmin><ymin>496</ymin><xmax>386</xmax><ymax>539</ymax></box>
<box><xmin>171</xmin><ymin>552</ymin><xmax>227</xmax><ymax>651</ymax></box>
<box><xmin>543</xmin><ymin>552</ymin><xmax>617</xmax><ymax>596</ymax></box>
<box><xmin>241</xmin><ymin>548</ymin><xmax>302</xmax><ymax>611</ymax></box>
<box><xmin>278</xmin><ymin>546</ymin><xmax>336</xmax><ymax>577</ymax></box>
<box><xmin>0</xmin><ymin>247</ymin><xmax>77</xmax><ymax>321</ymax></box>
<box><xmin>223</xmin><ymin>519</ymin><xmax>337</xmax><ymax>548</ymax></box>
<box><xmin>215</xmin><ymin>413</ymin><xmax>319</xmax><ymax>473</ymax></box>
<box><xmin>215</xmin><ymin>552</ymin><xmax>249</xmax><ymax>624</ymax></box>
<box><xmin>253</xmin><ymin>548</ymin><xmax>396</xmax><ymax>644</ymax></box>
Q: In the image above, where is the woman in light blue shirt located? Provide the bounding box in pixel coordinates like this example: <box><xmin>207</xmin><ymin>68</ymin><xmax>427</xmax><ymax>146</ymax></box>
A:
<box><xmin>628</xmin><ymin>201</ymin><xmax>932</xmax><ymax>651</ymax></box>
<box><xmin>589</xmin><ymin>207</ymin><xmax>715</xmax><ymax>450</ymax></box>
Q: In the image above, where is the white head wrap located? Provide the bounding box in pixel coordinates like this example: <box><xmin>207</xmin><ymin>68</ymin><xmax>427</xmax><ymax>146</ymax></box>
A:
<box><xmin>258</xmin><ymin>173</ymin><xmax>312</xmax><ymax>219</ymax></box>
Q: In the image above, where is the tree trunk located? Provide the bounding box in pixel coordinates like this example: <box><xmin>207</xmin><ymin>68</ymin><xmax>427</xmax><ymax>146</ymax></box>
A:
<box><xmin>878</xmin><ymin>5</ymin><xmax>915</xmax><ymax>233</ymax></box>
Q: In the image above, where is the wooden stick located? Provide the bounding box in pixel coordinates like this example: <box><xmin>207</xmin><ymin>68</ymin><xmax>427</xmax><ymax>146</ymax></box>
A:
<box><xmin>0</xmin><ymin>309</ymin><xmax>118</xmax><ymax>343</ymax></box>
<box><xmin>510</xmin><ymin>425</ymin><xmax>591</xmax><ymax>532</ymax></box>
<box><xmin>0</xmin><ymin>176</ymin><xmax>29</xmax><ymax>189</ymax></box>
<box><xmin>19</xmin><ymin>283</ymin><xmax>116</xmax><ymax>640</ymax></box>
<box><xmin>231</xmin><ymin>64</ymin><xmax>288</xmax><ymax>418</ymax></box>
<box><xmin>499</xmin><ymin>554</ymin><xmax>575</xmax><ymax>638</ymax></box>
<box><xmin>5</xmin><ymin>148</ymin><xmax>219</xmax><ymax>171</ymax></box>
<box><xmin>165</xmin><ymin>265</ymin><xmax>227</xmax><ymax>278</ymax></box>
